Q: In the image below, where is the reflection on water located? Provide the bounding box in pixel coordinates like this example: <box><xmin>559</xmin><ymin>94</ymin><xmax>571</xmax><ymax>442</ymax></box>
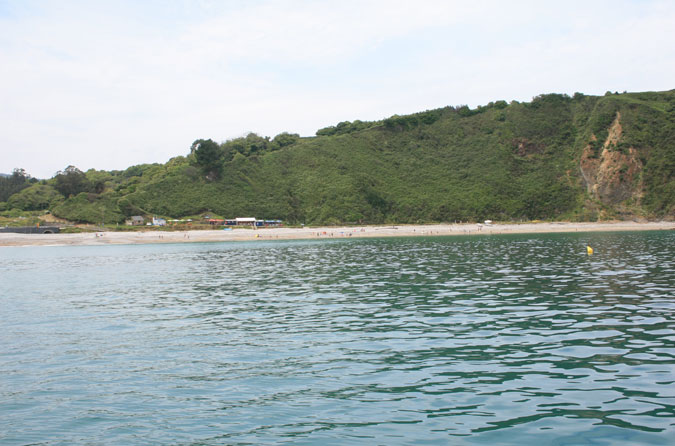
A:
<box><xmin>1</xmin><ymin>231</ymin><xmax>674</xmax><ymax>445</ymax></box>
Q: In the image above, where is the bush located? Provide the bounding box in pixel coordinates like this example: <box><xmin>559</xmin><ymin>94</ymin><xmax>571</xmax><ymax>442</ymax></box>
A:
<box><xmin>7</xmin><ymin>184</ymin><xmax>64</xmax><ymax>211</ymax></box>
<box><xmin>52</xmin><ymin>191</ymin><xmax>125</xmax><ymax>224</ymax></box>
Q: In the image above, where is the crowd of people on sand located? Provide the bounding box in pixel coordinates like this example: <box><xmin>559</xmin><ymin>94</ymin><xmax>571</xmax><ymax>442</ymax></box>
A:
<box><xmin>83</xmin><ymin>223</ymin><xmax>560</xmax><ymax>243</ymax></box>
<box><xmin>314</xmin><ymin>228</ymin><xmax>368</xmax><ymax>237</ymax></box>
<box><xmin>316</xmin><ymin>231</ymin><xmax>353</xmax><ymax>237</ymax></box>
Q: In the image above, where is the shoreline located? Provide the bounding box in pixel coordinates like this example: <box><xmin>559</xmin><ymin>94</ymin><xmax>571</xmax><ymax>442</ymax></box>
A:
<box><xmin>0</xmin><ymin>221</ymin><xmax>673</xmax><ymax>248</ymax></box>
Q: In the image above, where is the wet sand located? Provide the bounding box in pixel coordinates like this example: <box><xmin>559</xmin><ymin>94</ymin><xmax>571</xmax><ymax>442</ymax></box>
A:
<box><xmin>1</xmin><ymin>221</ymin><xmax>673</xmax><ymax>247</ymax></box>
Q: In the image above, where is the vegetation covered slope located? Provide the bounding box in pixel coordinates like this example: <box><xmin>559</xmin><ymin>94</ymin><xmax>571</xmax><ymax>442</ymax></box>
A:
<box><xmin>2</xmin><ymin>90</ymin><xmax>674</xmax><ymax>225</ymax></box>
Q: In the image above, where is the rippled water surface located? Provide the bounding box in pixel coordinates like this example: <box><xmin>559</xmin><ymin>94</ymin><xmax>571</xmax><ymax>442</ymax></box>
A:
<box><xmin>1</xmin><ymin>231</ymin><xmax>675</xmax><ymax>445</ymax></box>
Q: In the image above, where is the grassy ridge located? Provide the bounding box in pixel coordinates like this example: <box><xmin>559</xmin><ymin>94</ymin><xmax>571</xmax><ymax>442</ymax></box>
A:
<box><xmin>2</xmin><ymin>90</ymin><xmax>674</xmax><ymax>225</ymax></box>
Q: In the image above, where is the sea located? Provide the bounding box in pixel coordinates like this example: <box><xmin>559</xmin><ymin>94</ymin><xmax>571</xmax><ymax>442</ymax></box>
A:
<box><xmin>1</xmin><ymin>231</ymin><xmax>674</xmax><ymax>445</ymax></box>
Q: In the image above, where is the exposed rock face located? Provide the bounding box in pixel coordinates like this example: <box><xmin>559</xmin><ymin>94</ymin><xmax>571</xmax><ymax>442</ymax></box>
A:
<box><xmin>580</xmin><ymin>112</ymin><xmax>643</xmax><ymax>207</ymax></box>
<box><xmin>512</xmin><ymin>137</ymin><xmax>544</xmax><ymax>158</ymax></box>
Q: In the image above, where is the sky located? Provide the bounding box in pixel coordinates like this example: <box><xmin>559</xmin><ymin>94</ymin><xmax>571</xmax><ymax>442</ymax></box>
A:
<box><xmin>1</xmin><ymin>0</ymin><xmax>674</xmax><ymax>179</ymax></box>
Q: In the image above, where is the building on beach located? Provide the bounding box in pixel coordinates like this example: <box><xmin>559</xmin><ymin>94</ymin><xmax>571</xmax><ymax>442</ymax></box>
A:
<box><xmin>235</xmin><ymin>217</ymin><xmax>257</xmax><ymax>227</ymax></box>
<box><xmin>203</xmin><ymin>217</ymin><xmax>283</xmax><ymax>227</ymax></box>
<box><xmin>125</xmin><ymin>216</ymin><xmax>144</xmax><ymax>226</ymax></box>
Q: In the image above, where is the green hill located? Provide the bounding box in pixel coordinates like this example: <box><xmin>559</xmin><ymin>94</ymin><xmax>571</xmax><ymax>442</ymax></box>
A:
<box><xmin>2</xmin><ymin>90</ymin><xmax>674</xmax><ymax>225</ymax></box>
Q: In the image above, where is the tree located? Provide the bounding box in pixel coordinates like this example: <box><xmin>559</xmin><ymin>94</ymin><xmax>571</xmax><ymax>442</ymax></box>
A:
<box><xmin>220</xmin><ymin>133</ymin><xmax>271</xmax><ymax>159</ymax></box>
<box><xmin>271</xmin><ymin>132</ymin><xmax>300</xmax><ymax>150</ymax></box>
<box><xmin>0</xmin><ymin>168</ymin><xmax>31</xmax><ymax>202</ymax></box>
<box><xmin>52</xmin><ymin>166</ymin><xmax>91</xmax><ymax>197</ymax></box>
<box><xmin>244</xmin><ymin>133</ymin><xmax>269</xmax><ymax>154</ymax></box>
<box><xmin>190</xmin><ymin>139</ymin><xmax>223</xmax><ymax>180</ymax></box>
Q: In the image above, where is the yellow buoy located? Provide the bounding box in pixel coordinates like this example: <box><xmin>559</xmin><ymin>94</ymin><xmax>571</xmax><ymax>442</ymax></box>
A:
<box><xmin>587</xmin><ymin>245</ymin><xmax>594</xmax><ymax>255</ymax></box>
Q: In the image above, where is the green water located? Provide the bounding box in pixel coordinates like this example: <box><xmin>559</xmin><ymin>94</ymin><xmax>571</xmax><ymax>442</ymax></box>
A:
<box><xmin>1</xmin><ymin>231</ymin><xmax>674</xmax><ymax>445</ymax></box>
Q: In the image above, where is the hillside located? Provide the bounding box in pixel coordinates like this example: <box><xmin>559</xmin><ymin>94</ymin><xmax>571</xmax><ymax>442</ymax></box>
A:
<box><xmin>2</xmin><ymin>90</ymin><xmax>674</xmax><ymax>225</ymax></box>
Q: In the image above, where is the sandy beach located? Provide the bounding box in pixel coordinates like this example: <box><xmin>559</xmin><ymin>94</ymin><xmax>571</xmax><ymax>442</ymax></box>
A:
<box><xmin>0</xmin><ymin>221</ymin><xmax>673</xmax><ymax>247</ymax></box>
